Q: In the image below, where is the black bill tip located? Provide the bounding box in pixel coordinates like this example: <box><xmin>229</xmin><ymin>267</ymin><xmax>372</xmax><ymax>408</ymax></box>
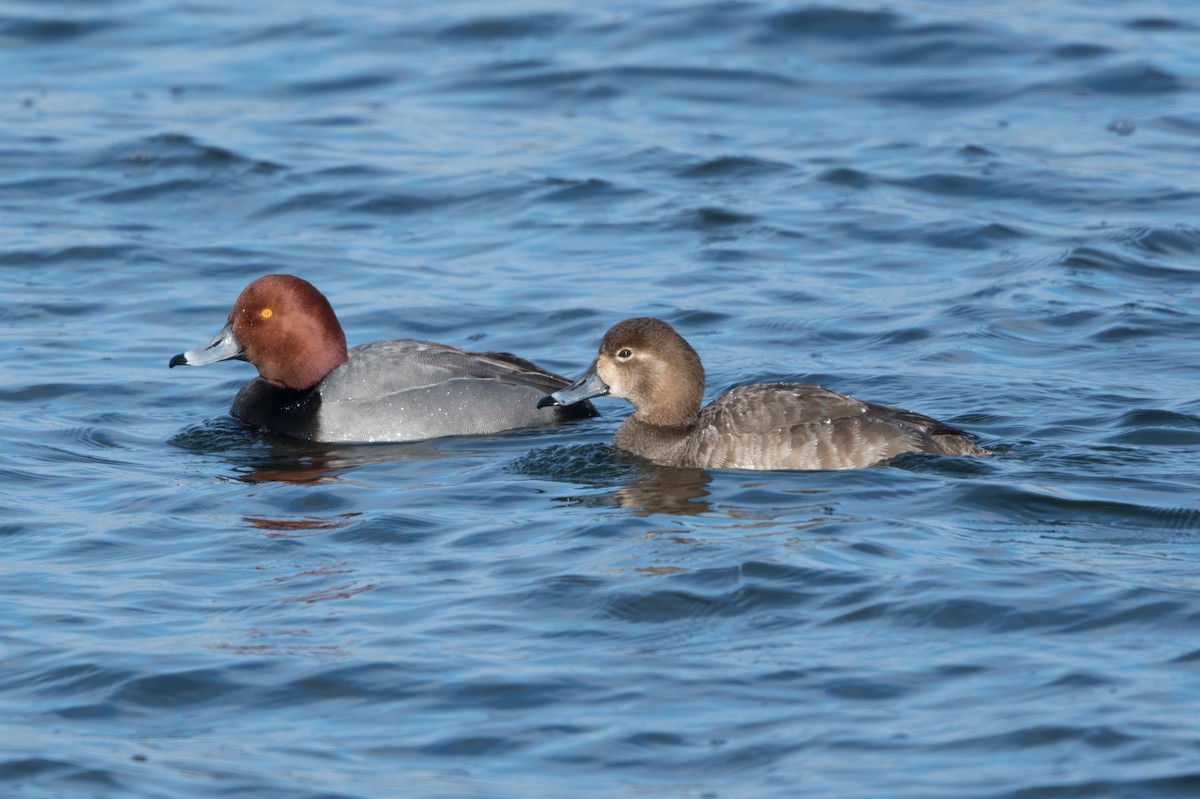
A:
<box><xmin>536</xmin><ymin>394</ymin><xmax>560</xmax><ymax>409</ymax></box>
<box><xmin>168</xmin><ymin>353</ymin><xmax>188</xmax><ymax>368</ymax></box>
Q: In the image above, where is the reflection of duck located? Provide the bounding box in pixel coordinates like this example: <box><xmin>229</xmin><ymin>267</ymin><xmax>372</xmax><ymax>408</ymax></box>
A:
<box><xmin>510</xmin><ymin>441</ymin><xmax>713</xmax><ymax>516</ymax></box>
<box><xmin>170</xmin><ymin>274</ymin><xmax>597</xmax><ymax>443</ymax></box>
<box><xmin>615</xmin><ymin>466</ymin><xmax>711</xmax><ymax>516</ymax></box>
<box><xmin>231</xmin><ymin>440</ymin><xmax>453</xmax><ymax>484</ymax></box>
<box><xmin>244</xmin><ymin>514</ymin><xmax>359</xmax><ymax>537</ymax></box>
<box><xmin>541</xmin><ymin>317</ymin><xmax>988</xmax><ymax>470</ymax></box>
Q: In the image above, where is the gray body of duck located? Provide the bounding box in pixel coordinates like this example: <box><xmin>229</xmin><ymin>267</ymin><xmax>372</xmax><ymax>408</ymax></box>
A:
<box><xmin>538</xmin><ymin>317</ymin><xmax>987</xmax><ymax>470</ymax></box>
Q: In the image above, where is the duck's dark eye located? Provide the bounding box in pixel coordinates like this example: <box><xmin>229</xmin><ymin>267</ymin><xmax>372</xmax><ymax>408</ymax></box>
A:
<box><xmin>617</xmin><ymin>348</ymin><xmax>633</xmax><ymax>359</ymax></box>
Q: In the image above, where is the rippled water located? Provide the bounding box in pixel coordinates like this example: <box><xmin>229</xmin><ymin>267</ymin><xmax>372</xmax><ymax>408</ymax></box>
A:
<box><xmin>3</xmin><ymin>0</ymin><xmax>1200</xmax><ymax>796</ymax></box>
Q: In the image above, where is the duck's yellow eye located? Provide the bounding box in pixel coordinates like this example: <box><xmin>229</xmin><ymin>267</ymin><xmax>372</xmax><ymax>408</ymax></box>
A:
<box><xmin>260</xmin><ymin>308</ymin><xmax>273</xmax><ymax>319</ymax></box>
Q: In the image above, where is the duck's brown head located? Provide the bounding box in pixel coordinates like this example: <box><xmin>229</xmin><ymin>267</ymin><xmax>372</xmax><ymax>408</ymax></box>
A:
<box><xmin>539</xmin><ymin>317</ymin><xmax>705</xmax><ymax>426</ymax></box>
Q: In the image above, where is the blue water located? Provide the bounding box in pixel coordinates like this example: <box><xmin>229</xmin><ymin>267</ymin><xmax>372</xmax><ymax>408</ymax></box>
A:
<box><xmin>3</xmin><ymin>0</ymin><xmax>1199</xmax><ymax>796</ymax></box>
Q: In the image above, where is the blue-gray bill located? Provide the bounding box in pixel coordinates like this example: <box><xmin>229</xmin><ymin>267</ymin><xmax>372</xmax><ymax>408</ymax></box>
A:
<box><xmin>537</xmin><ymin>362</ymin><xmax>609</xmax><ymax>408</ymax></box>
<box><xmin>169</xmin><ymin>321</ymin><xmax>245</xmax><ymax>368</ymax></box>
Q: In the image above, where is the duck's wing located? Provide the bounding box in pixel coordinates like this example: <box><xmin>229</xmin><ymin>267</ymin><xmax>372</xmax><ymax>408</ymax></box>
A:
<box><xmin>687</xmin><ymin>384</ymin><xmax>984</xmax><ymax>470</ymax></box>
<box><xmin>699</xmin><ymin>384</ymin><xmax>871</xmax><ymax>430</ymax></box>
<box><xmin>472</xmin><ymin>349</ymin><xmax>583</xmax><ymax>394</ymax></box>
<box><xmin>320</xmin><ymin>340</ymin><xmax>579</xmax><ymax>398</ymax></box>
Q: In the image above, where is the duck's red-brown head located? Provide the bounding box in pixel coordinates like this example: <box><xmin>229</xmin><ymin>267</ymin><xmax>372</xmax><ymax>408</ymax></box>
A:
<box><xmin>170</xmin><ymin>274</ymin><xmax>349</xmax><ymax>391</ymax></box>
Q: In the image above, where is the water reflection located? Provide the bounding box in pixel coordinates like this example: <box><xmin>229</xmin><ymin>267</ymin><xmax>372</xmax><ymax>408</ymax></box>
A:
<box><xmin>235</xmin><ymin>436</ymin><xmax>715</xmax><ymax>514</ymax></box>
<box><xmin>510</xmin><ymin>444</ymin><xmax>714</xmax><ymax>516</ymax></box>
<box><xmin>611</xmin><ymin>466</ymin><xmax>711</xmax><ymax>516</ymax></box>
<box><xmin>172</xmin><ymin>419</ymin><xmax>579</xmax><ymax>485</ymax></box>
<box><xmin>544</xmin><ymin>460</ymin><xmax>710</xmax><ymax>515</ymax></box>
<box><xmin>244</xmin><ymin>513</ymin><xmax>360</xmax><ymax>537</ymax></box>
<box><xmin>211</xmin><ymin>629</ymin><xmax>343</xmax><ymax>660</ymax></box>
<box><xmin>231</xmin><ymin>441</ymin><xmax>447</xmax><ymax>484</ymax></box>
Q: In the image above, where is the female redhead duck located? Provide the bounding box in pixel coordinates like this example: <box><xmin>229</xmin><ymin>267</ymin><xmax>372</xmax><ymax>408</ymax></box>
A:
<box><xmin>538</xmin><ymin>317</ymin><xmax>988</xmax><ymax>470</ymax></box>
<box><xmin>170</xmin><ymin>274</ymin><xmax>596</xmax><ymax>443</ymax></box>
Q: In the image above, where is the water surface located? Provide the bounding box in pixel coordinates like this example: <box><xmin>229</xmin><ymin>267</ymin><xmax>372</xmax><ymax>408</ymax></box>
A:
<box><xmin>2</xmin><ymin>1</ymin><xmax>1199</xmax><ymax>797</ymax></box>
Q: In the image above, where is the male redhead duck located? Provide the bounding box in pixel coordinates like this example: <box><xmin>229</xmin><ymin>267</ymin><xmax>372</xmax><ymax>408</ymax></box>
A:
<box><xmin>538</xmin><ymin>317</ymin><xmax>988</xmax><ymax>470</ymax></box>
<box><xmin>170</xmin><ymin>274</ymin><xmax>596</xmax><ymax>442</ymax></box>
